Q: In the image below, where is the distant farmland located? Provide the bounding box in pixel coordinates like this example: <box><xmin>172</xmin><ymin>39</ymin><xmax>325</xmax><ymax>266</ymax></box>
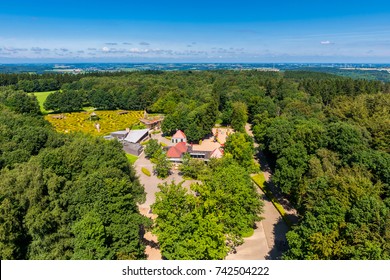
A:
<box><xmin>45</xmin><ymin>110</ymin><xmax>144</xmax><ymax>136</ymax></box>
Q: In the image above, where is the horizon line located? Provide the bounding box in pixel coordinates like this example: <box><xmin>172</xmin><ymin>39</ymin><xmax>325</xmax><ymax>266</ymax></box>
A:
<box><xmin>1</xmin><ymin>62</ymin><xmax>390</xmax><ymax>65</ymax></box>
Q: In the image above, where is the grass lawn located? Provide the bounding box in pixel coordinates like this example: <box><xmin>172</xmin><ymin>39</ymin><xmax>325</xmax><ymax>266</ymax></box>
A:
<box><xmin>126</xmin><ymin>153</ymin><xmax>138</xmax><ymax>164</ymax></box>
<box><xmin>32</xmin><ymin>91</ymin><xmax>55</xmax><ymax>114</ymax></box>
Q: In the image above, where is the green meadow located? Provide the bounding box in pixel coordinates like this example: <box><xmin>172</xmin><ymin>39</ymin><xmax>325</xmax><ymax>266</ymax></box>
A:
<box><xmin>33</xmin><ymin>91</ymin><xmax>55</xmax><ymax>114</ymax></box>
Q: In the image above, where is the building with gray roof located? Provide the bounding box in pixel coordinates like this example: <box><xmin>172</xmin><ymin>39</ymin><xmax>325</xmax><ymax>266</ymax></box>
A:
<box><xmin>124</xmin><ymin>129</ymin><xmax>149</xmax><ymax>143</ymax></box>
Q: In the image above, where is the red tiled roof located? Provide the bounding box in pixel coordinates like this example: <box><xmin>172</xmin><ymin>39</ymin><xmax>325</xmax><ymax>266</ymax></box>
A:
<box><xmin>172</xmin><ymin>130</ymin><xmax>186</xmax><ymax>139</ymax></box>
<box><xmin>167</xmin><ymin>142</ymin><xmax>188</xmax><ymax>158</ymax></box>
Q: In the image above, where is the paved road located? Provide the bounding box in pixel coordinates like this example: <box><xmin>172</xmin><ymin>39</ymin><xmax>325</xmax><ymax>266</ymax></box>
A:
<box><xmin>134</xmin><ymin>127</ymin><xmax>295</xmax><ymax>260</ymax></box>
<box><xmin>226</xmin><ymin>124</ymin><xmax>294</xmax><ymax>260</ymax></box>
<box><xmin>135</xmin><ymin>151</ymin><xmax>197</xmax><ymax>211</ymax></box>
<box><xmin>226</xmin><ymin>182</ymin><xmax>289</xmax><ymax>260</ymax></box>
<box><xmin>134</xmin><ymin>151</ymin><xmax>197</xmax><ymax>260</ymax></box>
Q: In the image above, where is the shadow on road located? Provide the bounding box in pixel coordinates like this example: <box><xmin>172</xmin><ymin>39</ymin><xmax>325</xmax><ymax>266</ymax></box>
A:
<box><xmin>264</xmin><ymin>180</ymin><xmax>299</xmax><ymax>224</ymax></box>
<box><xmin>255</xmin><ymin>150</ymin><xmax>272</xmax><ymax>173</ymax></box>
<box><xmin>265</xmin><ymin>217</ymin><xmax>289</xmax><ymax>260</ymax></box>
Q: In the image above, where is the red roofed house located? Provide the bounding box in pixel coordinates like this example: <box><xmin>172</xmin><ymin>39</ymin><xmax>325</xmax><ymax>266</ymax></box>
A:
<box><xmin>166</xmin><ymin>141</ymin><xmax>188</xmax><ymax>163</ymax></box>
<box><xmin>171</xmin><ymin>130</ymin><xmax>187</xmax><ymax>144</ymax></box>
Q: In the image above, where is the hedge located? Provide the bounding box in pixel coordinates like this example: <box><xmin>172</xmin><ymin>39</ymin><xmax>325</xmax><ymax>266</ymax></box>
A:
<box><xmin>142</xmin><ymin>167</ymin><xmax>151</xmax><ymax>177</ymax></box>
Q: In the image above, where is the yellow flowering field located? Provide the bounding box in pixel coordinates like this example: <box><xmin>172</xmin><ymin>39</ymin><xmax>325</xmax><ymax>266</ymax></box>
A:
<box><xmin>45</xmin><ymin>110</ymin><xmax>144</xmax><ymax>136</ymax></box>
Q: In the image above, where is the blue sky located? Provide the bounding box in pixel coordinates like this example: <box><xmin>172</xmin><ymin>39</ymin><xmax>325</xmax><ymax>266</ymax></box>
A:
<box><xmin>1</xmin><ymin>0</ymin><xmax>390</xmax><ymax>63</ymax></box>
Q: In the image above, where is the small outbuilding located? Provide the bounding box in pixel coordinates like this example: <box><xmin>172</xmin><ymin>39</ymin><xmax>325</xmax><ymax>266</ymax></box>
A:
<box><xmin>123</xmin><ymin>142</ymin><xmax>143</xmax><ymax>156</ymax></box>
<box><xmin>171</xmin><ymin>130</ymin><xmax>187</xmax><ymax>144</ymax></box>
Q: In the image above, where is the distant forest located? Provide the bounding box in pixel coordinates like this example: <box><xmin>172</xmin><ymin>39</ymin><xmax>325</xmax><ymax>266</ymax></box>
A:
<box><xmin>0</xmin><ymin>69</ymin><xmax>389</xmax><ymax>259</ymax></box>
<box><xmin>293</xmin><ymin>67</ymin><xmax>390</xmax><ymax>82</ymax></box>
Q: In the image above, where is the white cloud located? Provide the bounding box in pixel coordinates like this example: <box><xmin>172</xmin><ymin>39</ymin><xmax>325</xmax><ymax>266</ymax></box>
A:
<box><xmin>31</xmin><ymin>47</ymin><xmax>50</xmax><ymax>52</ymax></box>
<box><xmin>102</xmin><ymin>47</ymin><xmax>110</xmax><ymax>52</ymax></box>
<box><xmin>129</xmin><ymin>48</ymin><xmax>148</xmax><ymax>53</ymax></box>
<box><xmin>320</xmin><ymin>40</ymin><xmax>334</xmax><ymax>45</ymax></box>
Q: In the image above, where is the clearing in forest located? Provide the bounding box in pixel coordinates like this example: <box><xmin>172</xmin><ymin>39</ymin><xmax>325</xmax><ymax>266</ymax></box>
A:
<box><xmin>32</xmin><ymin>91</ymin><xmax>55</xmax><ymax>114</ymax></box>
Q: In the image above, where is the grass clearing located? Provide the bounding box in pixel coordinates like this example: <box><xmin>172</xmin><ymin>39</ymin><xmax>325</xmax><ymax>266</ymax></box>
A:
<box><xmin>45</xmin><ymin>110</ymin><xmax>144</xmax><ymax>136</ymax></box>
<box><xmin>126</xmin><ymin>153</ymin><xmax>138</xmax><ymax>164</ymax></box>
<box><xmin>32</xmin><ymin>91</ymin><xmax>55</xmax><ymax>114</ymax></box>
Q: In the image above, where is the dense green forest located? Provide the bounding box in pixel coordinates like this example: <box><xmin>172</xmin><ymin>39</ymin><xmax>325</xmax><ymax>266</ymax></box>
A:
<box><xmin>0</xmin><ymin>89</ymin><xmax>150</xmax><ymax>259</ymax></box>
<box><xmin>1</xmin><ymin>69</ymin><xmax>389</xmax><ymax>259</ymax></box>
<box><xmin>0</xmin><ymin>71</ymin><xmax>134</xmax><ymax>92</ymax></box>
<box><xmin>291</xmin><ymin>67</ymin><xmax>390</xmax><ymax>82</ymax></box>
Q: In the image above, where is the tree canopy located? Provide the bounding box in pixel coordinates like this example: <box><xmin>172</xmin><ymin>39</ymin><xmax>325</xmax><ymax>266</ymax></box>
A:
<box><xmin>152</xmin><ymin>159</ymin><xmax>263</xmax><ymax>259</ymax></box>
<box><xmin>0</xmin><ymin>91</ymin><xmax>150</xmax><ymax>259</ymax></box>
<box><xmin>1</xmin><ymin>69</ymin><xmax>389</xmax><ymax>260</ymax></box>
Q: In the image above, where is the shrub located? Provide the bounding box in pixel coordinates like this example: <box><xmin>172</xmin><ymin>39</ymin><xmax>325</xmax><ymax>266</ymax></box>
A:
<box><xmin>141</xmin><ymin>167</ymin><xmax>151</xmax><ymax>177</ymax></box>
<box><xmin>241</xmin><ymin>227</ymin><xmax>254</xmax><ymax>238</ymax></box>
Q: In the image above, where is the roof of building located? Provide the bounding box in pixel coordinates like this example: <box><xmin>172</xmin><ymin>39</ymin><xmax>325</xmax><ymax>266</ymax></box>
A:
<box><xmin>111</xmin><ymin>130</ymin><xmax>128</xmax><ymax>136</ymax></box>
<box><xmin>172</xmin><ymin>130</ymin><xmax>186</xmax><ymax>139</ymax></box>
<box><xmin>103</xmin><ymin>135</ymin><xmax>115</xmax><ymax>140</ymax></box>
<box><xmin>167</xmin><ymin>142</ymin><xmax>188</xmax><ymax>158</ymax></box>
<box><xmin>140</xmin><ymin>118</ymin><xmax>163</xmax><ymax>125</ymax></box>
<box><xmin>210</xmin><ymin>147</ymin><xmax>224</xmax><ymax>159</ymax></box>
<box><xmin>124</xmin><ymin>129</ymin><xmax>149</xmax><ymax>143</ymax></box>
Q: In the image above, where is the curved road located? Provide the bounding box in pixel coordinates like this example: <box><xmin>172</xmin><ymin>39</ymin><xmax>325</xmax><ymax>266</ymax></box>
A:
<box><xmin>135</xmin><ymin>127</ymin><xmax>296</xmax><ymax>260</ymax></box>
<box><xmin>226</xmin><ymin>124</ymin><xmax>296</xmax><ymax>260</ymax></box>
